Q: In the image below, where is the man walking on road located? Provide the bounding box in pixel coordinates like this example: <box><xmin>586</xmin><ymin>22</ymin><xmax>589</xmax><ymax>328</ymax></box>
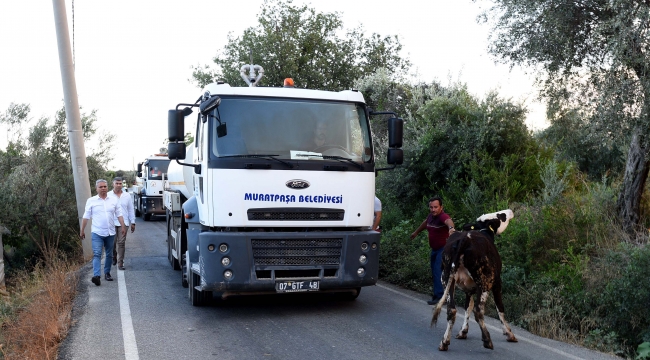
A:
<box><xmin>410</xmin><ymin>196</ymin><xmax>455</xmax><ymax>305</ymax></box>
<box><xmin>80</xmin><ymin>179</ymin><xmax>127</xmax><ymax>286</ymax></box>
<box><xmin>109</xmin><ymin>177</ymin><xmax>135</xmax><ymax>271</ymax></box>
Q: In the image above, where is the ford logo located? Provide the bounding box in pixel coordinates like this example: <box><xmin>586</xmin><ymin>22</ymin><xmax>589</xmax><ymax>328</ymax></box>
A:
<box><xmin>286</xmin><ymin>179</ymin><xmax>310</xmax><ymax>189</ymax></box>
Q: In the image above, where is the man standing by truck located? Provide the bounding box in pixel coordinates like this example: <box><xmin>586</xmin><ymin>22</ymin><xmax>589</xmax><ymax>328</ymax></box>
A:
<box><xmin>410</xmin><ymin>196</ymin><xmax>455</xmax><ymax>305</ymax></box>
<box><xmin>109</xmin><ymin>177</ymin><xmax>135</xmax><ymax>270</ymax></box>
<box><xmin>80</xmin><ymin>179</ymin><xmax>127</xmax><ymax>286</ymax></box>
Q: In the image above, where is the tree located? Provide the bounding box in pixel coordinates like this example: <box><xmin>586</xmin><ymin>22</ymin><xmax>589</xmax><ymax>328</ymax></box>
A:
<box><xmin>480</xmin><ymin>0</ymin><xmax>650</xmax><ymax>234</ymax></box>
<box><xmin>191</xmin><ymin>0</ymin><xmax>410</xmax><ymax>90</ymax></box>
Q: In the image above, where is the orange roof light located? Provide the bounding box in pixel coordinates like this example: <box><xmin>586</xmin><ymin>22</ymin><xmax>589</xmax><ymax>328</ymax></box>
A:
<box><xmin>283</xmin><ymin>78</ymin><xmax>295</xmax><ymax>87</ymax></box>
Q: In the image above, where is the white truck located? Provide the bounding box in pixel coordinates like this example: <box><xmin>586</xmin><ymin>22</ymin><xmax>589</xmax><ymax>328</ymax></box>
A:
<box><xmin>164</xmin><ymin>67</ymin><xmax>403</xmax><ymax>306</ymax></box>
<box><xmin>130</xmin><ymin>154</ymin><xmax>170</xmax><ymax>221</ymax></box>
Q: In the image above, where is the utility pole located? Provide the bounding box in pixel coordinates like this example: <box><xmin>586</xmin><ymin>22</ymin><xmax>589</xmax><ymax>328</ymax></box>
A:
<box><xmin>52</xmin><ymin>0</ymin><xmax>92</xmax><ymax>261</ymax></box>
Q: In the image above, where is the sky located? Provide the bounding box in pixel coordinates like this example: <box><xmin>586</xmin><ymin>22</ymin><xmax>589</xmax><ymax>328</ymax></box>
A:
<box><xmin>0</xmin><ymin>0</ymin><xmax>547</xmax><ymax>171</ymax></box>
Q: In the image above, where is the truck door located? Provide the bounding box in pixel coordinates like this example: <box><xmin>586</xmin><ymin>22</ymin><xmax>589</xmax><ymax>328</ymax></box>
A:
<box><xmin>194</xmin><ymin>119</ymin><xmax>210</xmax><ymax>225</ymax></box>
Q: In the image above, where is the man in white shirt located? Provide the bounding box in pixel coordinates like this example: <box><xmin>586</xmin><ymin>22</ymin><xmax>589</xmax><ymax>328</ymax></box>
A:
<box><xmin>80</xmin><ymin>179</ymin><xmax>127</xmax><ymax>286</ymax></box>
<box><xmin>109</xmin><ymin>177</ymin><xmax>136</xmax><ymax>271</ymax></box>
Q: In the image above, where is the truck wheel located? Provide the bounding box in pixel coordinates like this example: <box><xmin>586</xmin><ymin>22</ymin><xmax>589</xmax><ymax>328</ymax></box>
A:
<box><xmin>189</xmin><ymin>266</ymin><xmax>212</xmax><ymax>306</ymax></box>
<box><xmin>168</xmin><ymin>232</ymin><xmax>180</xmax><ymax>270</ymax></box>
<box><xmin>143</xmin><ymin>213</ymin><xmax>151</xmax><ymax>221</ymax></box>
<box><xmin>181</xmin><ymin>252</ymin><xmax>189</xmax><ymax>288</ymax></box>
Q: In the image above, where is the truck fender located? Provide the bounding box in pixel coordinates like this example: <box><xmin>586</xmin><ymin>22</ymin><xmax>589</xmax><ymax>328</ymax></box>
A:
<box><xmin>182</xmin><ymin>196</ymin><xmax>200</xmax><ymax>224</ymax></box>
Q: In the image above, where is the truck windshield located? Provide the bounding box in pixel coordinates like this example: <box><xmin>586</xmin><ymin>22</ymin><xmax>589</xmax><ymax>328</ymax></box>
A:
<box><xmin>147</xmin><ymin>160</ymin><xmax>169</xmax><ymax>180</ymax></box>
<box><xmin>209</xmin><ymin>97</ymin><xmax>372</xmax><ymax>162</ymax></box>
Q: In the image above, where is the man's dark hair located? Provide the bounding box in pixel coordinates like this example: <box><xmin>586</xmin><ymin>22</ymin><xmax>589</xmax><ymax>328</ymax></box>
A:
<box><xmin>428</xmin><ymin>195</ymin><xmax>443</xmax><ymax>206</ymax></box>
<box><xmin>113</xmin><ymin>177</ymin><xmax>123</xmax><ymax>182</ymax></box>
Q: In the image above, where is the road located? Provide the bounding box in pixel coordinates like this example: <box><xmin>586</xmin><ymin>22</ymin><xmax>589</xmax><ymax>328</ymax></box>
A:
<box><xmin>58</xmin><ymin>218</ymin><xmax>619</xmax><ymax>360</ymax></box>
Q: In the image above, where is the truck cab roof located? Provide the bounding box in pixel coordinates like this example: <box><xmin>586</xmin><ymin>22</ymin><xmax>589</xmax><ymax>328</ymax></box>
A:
<box><xmin>202</xmin><ymin>83</ymin><xmax>366</xmax><ymax>103</ymax></box>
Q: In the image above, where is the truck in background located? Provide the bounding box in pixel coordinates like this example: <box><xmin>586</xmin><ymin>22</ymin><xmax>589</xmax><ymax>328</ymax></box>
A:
<box><xmin>164</xmin><ymin>65</ymin><xmax>403</xmax><ymax>306</ymax></box>
<box><xmin>130</xmin><ymin>154</ymin><xmax>170</xmax><ymax>221</ymax></box>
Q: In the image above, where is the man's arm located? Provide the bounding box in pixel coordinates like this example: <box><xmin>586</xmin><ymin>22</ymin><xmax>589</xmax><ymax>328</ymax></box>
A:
<box><xmin>372</xmin><ymin>211</ymin><xmax>382</xmax><ymax>231</ymax></box>
<box><xmin>118</xmin><ymin>216</ymin><xmax>127</xmax><ymax>236</ymax></box>
<box><xmin>127</xmin><ymin>194</ymin><xmax>136</xmax><ymax>232</ymax></box>
<box><xmin>410</xmin><ymin>220</ymin><xmax>427</xmax><ymax>239</ymax></box>
<box><xmin>80</xmin><ymin>218</ymin><xmax>88</xmax><ymax>239</ymax></box>
<box><xmin>445</xmin><ymin>218</ymin><xmax>455</xmax><ymax>234</ymax></box>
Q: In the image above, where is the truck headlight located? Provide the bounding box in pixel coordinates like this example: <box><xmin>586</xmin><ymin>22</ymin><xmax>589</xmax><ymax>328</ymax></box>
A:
<box><xmin>357</xmin><ymin>267</ymin><xmax>365</xmax><ymax>277</ymax></box>
<box><xmin>221</xmin><ymin>257</ymin><xmax>231</xmax><ymax>266</ymax></box>
<box><xmin>361</xmin><ymin>242</ymin><xmax>369</xmax><ymax>251</ymax></box>
<box><xmin>359</xmin><ymin>255</ymin><xmax>367</xmax><ymax>264</ymax></box>
<box><xmin>224</xmin><ymin>270</ymin><xmax>233</xmax><ymax>280</ymax></box>
<box><xmin>219</xmin><ymin>244</ymin><xmax>228</xmax><ymax>253</ymax></box>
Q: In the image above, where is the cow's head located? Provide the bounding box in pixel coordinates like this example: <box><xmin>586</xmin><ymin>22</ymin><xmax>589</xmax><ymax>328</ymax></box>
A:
<box><xmin>476</xmin><ymin>209</ymin><xmax>514</xmax><ymax>235</ymax></box>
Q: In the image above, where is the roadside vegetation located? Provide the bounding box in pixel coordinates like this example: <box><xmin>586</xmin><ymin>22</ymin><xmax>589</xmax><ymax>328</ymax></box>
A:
<box><xmin>1</xmin><ymin>0</ymin><xmax>649</xmax><ymax>359</ymax></box>
<box><xmin>0</xmin><ymin>104</ymin><xmax>115</xmax><ymax>359</ymax></box>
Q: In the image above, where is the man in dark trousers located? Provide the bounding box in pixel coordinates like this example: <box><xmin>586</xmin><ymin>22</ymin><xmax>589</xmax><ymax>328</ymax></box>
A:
<box><xmin>410</xmin><ymin>196</ymin><xmax>455</xmax><ymax>305</ymax></box>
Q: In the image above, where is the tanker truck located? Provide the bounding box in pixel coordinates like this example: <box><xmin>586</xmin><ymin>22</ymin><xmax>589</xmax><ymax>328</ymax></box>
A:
<box><xmin>130</xmin><ymin>154</ymin><xmax>170</xmax><ymax>221</ymax></box>
<box><xmin>163</xmin><ymin>66</ymin><xmax>403</xmax><ymax>306</ymax></box>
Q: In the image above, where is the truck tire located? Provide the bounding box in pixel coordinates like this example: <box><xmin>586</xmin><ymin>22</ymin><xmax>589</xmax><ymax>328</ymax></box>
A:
<box><xmin>189</xmin><ymin>261</ymin><xmax>212</xmax><ymax>306</ymax></box>
<box><xmin>168</xmin><ymin>232</ymin><xmax>180</xmax><ymax>270</ymax></box>
<box><xmin>181</xmin><ymin>252</ymin><xmax>189</xmax><ymax>288</ymax></box>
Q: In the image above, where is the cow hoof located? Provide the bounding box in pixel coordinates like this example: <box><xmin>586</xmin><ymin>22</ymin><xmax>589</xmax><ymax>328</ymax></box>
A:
<box><xmin>483</xmin><ymin>340</ymin><xmax>494</xmax><ymax>350</ymax></box>
<box><xmin>438</xmin><ymin>343</ymin><xmax>449</xmax><ymax>351</ymax></box>
<box><xmin>507</xmin><ymin>334</ymin><xmax>518</xmax><ymax>342</ymax></box>
<box><xmin>455</xmin><ymin>332</ymin><xmax>468</xmax><ymax>339</ymax></box>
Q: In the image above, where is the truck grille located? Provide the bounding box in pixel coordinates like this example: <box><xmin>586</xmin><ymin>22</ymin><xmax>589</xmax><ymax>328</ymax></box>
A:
<box><xmin>251</xmin><ymin>238</ymin><xmax>342</xmax><ymax>266</ymax></box>
<box><xmin>247</xmin><ymin>208</ymin><xmax>344</xmax><ymax>221</ymax></box>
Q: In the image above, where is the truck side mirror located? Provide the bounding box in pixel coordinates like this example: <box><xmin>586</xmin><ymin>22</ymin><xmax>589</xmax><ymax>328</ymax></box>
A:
<box><xmin>137</xmin><ymin>163</ymin><xmax>142</xmax><ymax>172</ymax></box>
<box><xmin>137</xmin><ymin>172</ymin><xmax>142</xmax><ymax>178</ymax></box>
<box><xmin>168</xmin><ymin>142</ymin><xmax>186</xmax><ymax>160</ymax></box>
<box><xmin>387</xmin><ymin>148</ymin><xmax>403</xmax><ymax>165</ymax></box>
<box><xmin>168</xmin><ymin>109</ymin><xmax>185</xmax><ymax>142</ymax></box>
<box><xmin>199</xmin><ymin>96</ymin><xmax>221</xmax><ymax>115</ymax></box>
<box><xmin>388</xmin><ymin>117</ymin><xmax>403</xmax><ymax>148</ymax></box>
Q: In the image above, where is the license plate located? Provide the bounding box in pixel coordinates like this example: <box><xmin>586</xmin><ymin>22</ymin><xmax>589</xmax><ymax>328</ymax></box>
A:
<box><xmin>276</xmin><ymin>280</ymin><xmax>320</xmax><ymax>293</ymax></box>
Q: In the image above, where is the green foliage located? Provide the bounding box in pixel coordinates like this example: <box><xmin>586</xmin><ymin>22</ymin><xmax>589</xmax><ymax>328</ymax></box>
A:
<box><xmin>536</xmin><ymin>108</ymin><xmax>626</xmax><ymax>180</ymax></box>
<box><xmin>638</xmin><ymin>342</ymin><xmax>650</xmax><ymax>360</ymax></box>
<box><xmin>378</xmin><ymin>219</ymin><xmax>431</xmax><ymax>293</ymax></box>
<box><xmin>191</xmin><ymin>0</ymin><xmax>409</xmax><ymax>90</ymax></box>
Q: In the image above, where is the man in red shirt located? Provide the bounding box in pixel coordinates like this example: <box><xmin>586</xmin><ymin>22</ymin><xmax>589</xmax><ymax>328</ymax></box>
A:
<box><xmin>410</xmin><ymin>196</ymin><xmax>455</xmax><ymax>305</ymax></box>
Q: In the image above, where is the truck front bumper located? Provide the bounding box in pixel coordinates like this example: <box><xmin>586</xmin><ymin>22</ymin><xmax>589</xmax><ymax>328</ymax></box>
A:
<box><xmin>141</xmin><ymin>196</ymin><xmax>165</xmax><ymax>215</ymax></box>
<box><xmin>188</xmin><ymin>230</ymin><xmax>381</xmax><ymax>294</ymax></box>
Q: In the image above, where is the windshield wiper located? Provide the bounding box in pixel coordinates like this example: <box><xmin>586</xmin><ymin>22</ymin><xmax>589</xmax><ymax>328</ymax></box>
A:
<box><xmin>296</xmin><ymin>154</ymin><xmax>364</xmax><ymax>170</ymax></box>
<box><xmin>219</xmin><ymin>154</ymin><xmax>294</xmax><ymax>168</ymax></box>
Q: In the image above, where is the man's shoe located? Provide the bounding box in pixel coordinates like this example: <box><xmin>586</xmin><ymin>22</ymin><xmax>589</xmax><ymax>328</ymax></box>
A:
<box><xmin>118</xmin><ymin>266</ymin><xmax>125</xmax><ymax>271</ymax></box>
<box><xmin>112</xmin><ymin>259</ymin><xmax>117</xmax><ymax>266</ymax></box>
<box><xmin>105</xmin><ymin>273</ymin><xmax>114</xmax><ymax>281</ymax></box>
<box><xmin>427</xmin><ymin>297</ymin><xmax>441</xmax><ymax>305</ymax></box>
<box><xmin>91</xmin><ymin>276</ymin><xmax>101</xmax><ymax>286</ymax></box>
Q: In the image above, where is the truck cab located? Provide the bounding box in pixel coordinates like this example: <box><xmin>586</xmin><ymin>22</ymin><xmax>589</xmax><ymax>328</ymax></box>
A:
<box><xmin>164</xmin><ymin>73</ymin><xmax>403</xmax><ymax>306</ymax></box>
<box><xmin>130</xmin><ymin>155</ymin><xmax>170</xmax><ymax>221</ymax></box>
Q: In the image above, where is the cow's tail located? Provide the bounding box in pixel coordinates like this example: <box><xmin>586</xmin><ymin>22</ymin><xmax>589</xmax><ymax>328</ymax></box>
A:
<box><xmin>431</xmin><ymin>275</ymin><xmax>453</xmax><ymax>328</ymax></box>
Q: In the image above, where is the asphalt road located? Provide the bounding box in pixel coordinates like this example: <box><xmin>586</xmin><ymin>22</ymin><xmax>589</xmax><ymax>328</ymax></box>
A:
<box><xmin>58</xmin><ymin>218</ymin><xmax>619</xmax><ymax>360</ymax></box>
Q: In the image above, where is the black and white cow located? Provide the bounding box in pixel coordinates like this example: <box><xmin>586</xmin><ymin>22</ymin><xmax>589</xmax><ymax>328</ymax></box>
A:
<box><xmin>431</xmin><ymin>209</ymin><xmax>517</xmax><ymax>351</ymax></box>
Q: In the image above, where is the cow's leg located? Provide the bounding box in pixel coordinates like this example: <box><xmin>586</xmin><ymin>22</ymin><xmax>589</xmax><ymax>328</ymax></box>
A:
<box><xmin>473</xmin><ymin>291</ymin><xmax>493</xmax><ymax>350</ymax></box>
<box><xmin>439</xmin><ymin>279</ymin><xmax>457</xmax><ymax>351</ymax></box>
<box><xmin>493</xmin><ymin>279</ymin><xmax>517</xmax><ymax>342</ymax></box>
<box><xmin>456</xmin><ymin>293</ymin><xmax>474</xmax><ymax>339</ymax></box>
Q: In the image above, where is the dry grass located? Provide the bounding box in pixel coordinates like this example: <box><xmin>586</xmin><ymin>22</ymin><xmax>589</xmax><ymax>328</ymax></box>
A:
<box><xmin>0</xmin><ymin>257</ymin><xmax>80</xmax><ymax>360</ymax></box>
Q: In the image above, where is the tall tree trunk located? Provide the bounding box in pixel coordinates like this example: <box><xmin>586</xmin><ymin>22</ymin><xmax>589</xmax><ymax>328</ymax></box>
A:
<box><xmin>617</xmin><ymin>127</ymin><xmax>650</xmax><ymax>234</ymax></box>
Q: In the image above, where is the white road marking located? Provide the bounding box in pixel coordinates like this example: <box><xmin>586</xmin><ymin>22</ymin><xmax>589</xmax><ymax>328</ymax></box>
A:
<box><xmin>118</xmin><ymin>269</ymin><xmax>139</xmax><ymax>360</ymax></box>
<box><xmin>375</xmin><ymin>283</ymin><xmax>586</xmax><ymax>360</ymax></box>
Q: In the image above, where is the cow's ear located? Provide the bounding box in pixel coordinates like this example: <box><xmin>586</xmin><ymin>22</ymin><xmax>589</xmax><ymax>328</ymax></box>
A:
<box><xmin>497</xmin><ymin>213</ymin><xmax>506</xmax><ymax>222</ymax></box>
